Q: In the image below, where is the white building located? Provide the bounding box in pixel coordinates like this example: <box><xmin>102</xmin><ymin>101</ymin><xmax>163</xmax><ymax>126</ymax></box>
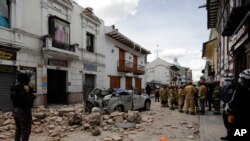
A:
<box><xmin>0</xmin><ymin>0</ymin><xmax>151</xmax><ymax>112</ymax></box>
<box><xmin>0</xmin><ymin>0</ymin><xmax>108</xmax><ymax>111</ymax></box>
<box><xmin>103</xmin><ymin>25</ymin><xmax>151</xmax><ymax>91</ymax></box>
<box><xmin>145</xmin><ymin>58</ymin><xmax>179</xmax><ymax>86</ymax></box>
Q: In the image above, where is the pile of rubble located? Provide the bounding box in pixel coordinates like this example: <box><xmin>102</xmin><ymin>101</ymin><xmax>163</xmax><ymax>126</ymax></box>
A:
<box><xmin>0</xmin><ymin>104</ymin><xmax>154</xmax><ymax>140</ymax></box>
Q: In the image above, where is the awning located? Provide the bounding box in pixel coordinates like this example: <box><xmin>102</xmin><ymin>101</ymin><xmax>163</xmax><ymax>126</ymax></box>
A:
<box><xmin>106</xmin><ymin>30</ymin><xmax>151</xmax><ymax>55</ymax></box>
<box><xmin>206</xmin><ymin>0</ymin><xmax>219</xmax><ymax>29</ymax></box>
<box><xmin>202</xmin><ymin>38</ymin><xmax>217</xmax><ymax>58</ymax></box>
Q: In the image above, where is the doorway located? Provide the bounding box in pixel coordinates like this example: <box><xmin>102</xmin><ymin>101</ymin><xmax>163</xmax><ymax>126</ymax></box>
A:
<box><xmin>47</xmin><ymin>69</ymin><xmax>67</xmax><ymax>104</ymax></box>
<box><xmin>83</xmin><ymin>74</ymin><xmax>95</xmax><ymax>101</ymax></box>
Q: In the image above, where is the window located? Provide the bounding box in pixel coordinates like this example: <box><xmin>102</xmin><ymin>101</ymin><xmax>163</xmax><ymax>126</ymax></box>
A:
<box><xmin>0</xmin><ymin>0</ymin><xmax>10</xmax><ymax>28</ymax></box>
<box><xmin>49</xmin><ymin>16</ymin><xmax>70</xmax><ymax>50</ymax></box>
<box><xmin>86</xmin><ymin>33</ymin><xmax>94</xmax><ymax>53</ymax></box>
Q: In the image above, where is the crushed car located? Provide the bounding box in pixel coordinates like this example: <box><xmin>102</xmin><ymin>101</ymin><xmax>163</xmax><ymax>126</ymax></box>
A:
<box><xmin>85</xmin><ymin>88</ymin><xmax>151</xmax><ymax>114</ymax></box>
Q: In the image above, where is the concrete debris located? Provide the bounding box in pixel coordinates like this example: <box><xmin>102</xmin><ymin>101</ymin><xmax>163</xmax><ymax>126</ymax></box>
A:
<box><xmin>0</xmin><ymin>104</ymin><xmax>148</xmax><ymax>139</ymax></box>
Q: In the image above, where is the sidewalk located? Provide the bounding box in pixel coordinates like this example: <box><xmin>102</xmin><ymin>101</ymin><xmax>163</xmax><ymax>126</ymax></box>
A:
<box><xmin>199</xmin><ymin>109</ymin><xmax>226</xmax><ymax>141</ymax></box>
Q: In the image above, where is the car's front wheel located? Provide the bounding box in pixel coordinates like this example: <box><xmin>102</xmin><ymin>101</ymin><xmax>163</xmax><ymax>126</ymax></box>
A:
<box><xmin>144</xmin><ymin>100</ymin><xmax>151</xmax><ymax>110</ymax></box>
<box><xmin>114</xmin><ymin>105</ymin><xmax>124</xmax><ymax>112</ymax></box>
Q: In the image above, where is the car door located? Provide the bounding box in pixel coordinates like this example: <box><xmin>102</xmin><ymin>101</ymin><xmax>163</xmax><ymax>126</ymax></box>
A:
<box><xmin>119</xmin><ymin>92</ymin><xmax>133</xmax><ymax>111</ymax></box>
<box><xmin>132</xmin><ymin>92</ymin><xmax>144</xmax><ymax>110</ymax></box>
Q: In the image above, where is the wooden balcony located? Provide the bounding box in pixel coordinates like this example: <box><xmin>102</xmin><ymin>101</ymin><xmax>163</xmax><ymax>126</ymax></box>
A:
<box><xmin>133</xmin><ymin>64</ymin><xmax>145</xmax><ymax>75</ymax></box>
<box><xmin>117</xmin><ymin>60</ymin><xmax>133</xmax><ymax>72</ymax></box>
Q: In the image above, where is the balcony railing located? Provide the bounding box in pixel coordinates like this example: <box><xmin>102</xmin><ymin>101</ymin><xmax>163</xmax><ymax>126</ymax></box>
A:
<box><xmin>133</xmin><ymin>64</ymin><xmax>145</xmax><ymax>75</ymax></box>
<box><xmin>42</xmin><ymin>35</ymin><xmax>76</xmax><ymax>52</ymax></box>
<box><xmin>117</xmin><ymin>60</ymin><xmax>133</xmax><ymax>72</ymax></box>
<box><xmin>222</xmin><ymin>0</ymin><xmax>250</xmax><ymax>36</ymax></box>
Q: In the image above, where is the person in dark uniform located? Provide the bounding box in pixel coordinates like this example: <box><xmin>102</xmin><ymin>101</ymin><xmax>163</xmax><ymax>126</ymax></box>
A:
<box><xmin>226</xmin><ymin>69</ymin><xmax>250</xmax><ymax>141</ymax></box>
<box><xmin>155</xmin><ymin>86</ymin><xmax>160</xmax><ymax>102</ymax></box>
<box><xmin>11</xmin><ymin>70</ymin><xmax>36</xmax><ymax>141</ymax></box>
<box><xmin>220</xmin><ymin>73</ymin><xmax>236</xmax><ymax>140</ymax></box>
<box><xmin>145</xmin><ymin>84</ymin><xmax>152</xmax><ymax>97</ymax></box>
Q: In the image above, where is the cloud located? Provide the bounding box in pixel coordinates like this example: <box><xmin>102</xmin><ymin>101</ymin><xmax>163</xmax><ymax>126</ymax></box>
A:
<box><xmin>74</xmin><ymin>0</ymin><xmax>140</xmax><ymax>25</ymax></box>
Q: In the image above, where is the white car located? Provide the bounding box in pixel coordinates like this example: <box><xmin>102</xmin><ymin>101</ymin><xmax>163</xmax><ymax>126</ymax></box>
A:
<box><xmin>86</xmin><ymin>88</ymin><xmax>151</xmax><ymax>113</ymax></box>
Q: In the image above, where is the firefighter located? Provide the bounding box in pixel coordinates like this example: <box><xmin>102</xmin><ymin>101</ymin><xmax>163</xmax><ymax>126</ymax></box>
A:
<box><xmin>226</xmin><ymin>69</ymin><xmax>250</xmax><ymax>141</ymax></box>
<box><xmin>168</xmin><ymin>85</ymin><xmax>176</xmax><ymax>110</ymax></box>
<box><xmin>178</xmin><ymin>85</ymin><xmax>185</xmax><ymax>112</ymax></box>
<box><xmin>198</xmin><ymin>81</ymin><xmax>207</xmax><ymax>115</ymax></box>
<box><xmin>183</xmin><ymin>81</ymin><xmax>195</xmax><ymax>115</ymax></box>
<box><xmin>160</xmin><ymin>85</ymin><xmax>168</xmax><ymax>107</ymax></box>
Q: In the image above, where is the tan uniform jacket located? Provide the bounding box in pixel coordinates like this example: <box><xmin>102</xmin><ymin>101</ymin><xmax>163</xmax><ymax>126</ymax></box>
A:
<box><xmin>183</xmin><ymin>85</ymin><xmax>195</xmax><ymax>99</ymax></box>
<box><xmin>198</xmin><ymin>85</ymin><xmax>207</xmax><ymax>99</ymax></box>
<box><xmin>160</xmin><ymin>88</ymin><xmax>168</xmax><ymax>100</ymax></box>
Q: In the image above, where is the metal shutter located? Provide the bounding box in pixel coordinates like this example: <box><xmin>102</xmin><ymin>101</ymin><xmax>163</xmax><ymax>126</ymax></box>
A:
<box><xmin>0</xmin><ymin>72</ymin><xmax>15</xmax><ymax>112</ymax></box>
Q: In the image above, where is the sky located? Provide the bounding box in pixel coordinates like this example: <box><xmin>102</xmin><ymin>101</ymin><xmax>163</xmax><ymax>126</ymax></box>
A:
<box><xmin>74</xmin><ymin>0</ymin><xmax>210</xmax><ymax>81</ymax></box>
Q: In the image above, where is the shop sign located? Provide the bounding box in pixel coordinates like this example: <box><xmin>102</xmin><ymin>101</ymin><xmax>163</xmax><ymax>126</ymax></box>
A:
<box><xmin>48</xmin><ymin>59</ymin><xmax>67</xmax><ymax>67</ymax></box>
<box><xmin>84</xmin><ymin>64</ymin><xmax>97</xmax><ymax>72</ymax></box>
<box><xmin>229</xmin><ymin>25</ymin><xmax>247</xmax><ymax>50</ymax></box>
<box><xmin>0</xmin><ymin>47</ymin><xmax>17</xmax><ymax>60</ymax></box>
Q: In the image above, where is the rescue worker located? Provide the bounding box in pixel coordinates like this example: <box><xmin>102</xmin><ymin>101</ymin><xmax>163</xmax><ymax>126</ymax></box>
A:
<box><xmin>10</xmin><ymin>70</ymin><xmax>36</xmax><ymax>141</ymax></box>
<box><xmin>220</xmin><ymin>73</ymin><xmax>236</xmax><ymax>140</ymax></box>
<box><xmin>160</xmin><ymin>85</ymin><xmax>168</xmax><ymax>107</ymax></box>
<box><xmin>198</xmin><ymin>81</ymin><xmax>207</xmax><ymax>115</ymax></box>
<box><xmin>226</xmin><ymin>69</ymin><xmax>250</xmax><ymax>141</ymax></box>
<box><xmin>183</xmin><ymin>81</ymin><xmax>195</xmax><ymax>115</ymax></box>
<box><xmin>178</xmin><ymin>85</ymin><xmax>185</xmax><ymax>112</ymax></box>
<box><xmin>168</xmin><ymin>85</ymin><xmax>176</xmax><ymax>110</ymax></box>
<box><xmin>193</xmin><ymin>84</ymin><xmax>199</xmax><ymax>113</ymax></box>
<box><xmin>212</xmin><ymin>81</ymin><xmax>221</xmax><ymax>115</ymax></box>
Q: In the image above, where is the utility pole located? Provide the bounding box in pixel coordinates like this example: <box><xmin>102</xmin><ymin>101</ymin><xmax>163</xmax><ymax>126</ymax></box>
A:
<box><xmin>156</xmin><ymin>43</ymin><xmax>159</xmax><ymax>58</ymax></box>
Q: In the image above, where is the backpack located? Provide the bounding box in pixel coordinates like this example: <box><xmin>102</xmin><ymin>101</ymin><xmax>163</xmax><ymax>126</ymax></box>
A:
<box><xmin>10</xmin><ymin>82</ymin><xmax>36</xmax><ymax>108</ymax></box>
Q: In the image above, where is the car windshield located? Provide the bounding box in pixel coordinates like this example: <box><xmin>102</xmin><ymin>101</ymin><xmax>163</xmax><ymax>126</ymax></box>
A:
<box><xmin>90</xmin><ymin>89</ymin><xmax>108</xmax><ymax>96</ymax></box>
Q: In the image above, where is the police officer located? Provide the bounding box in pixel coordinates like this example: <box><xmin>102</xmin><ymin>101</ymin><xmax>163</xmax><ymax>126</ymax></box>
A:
<box><xmin>220</xmin><ymin>73</ymin><xmax>236</xmax><ymax>140</ymax></box>
<box><xmin>227</xmin><ymin>69</ymin><xmax>250</xmax><ymax>141</ymax></box>
<box><xmin>11</xmin><ymin>70</ymin><xmax>36</xmax><ymax>141</ymax></box>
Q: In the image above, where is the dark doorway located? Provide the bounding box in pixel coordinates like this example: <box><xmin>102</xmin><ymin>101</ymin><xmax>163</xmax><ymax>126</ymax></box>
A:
<box><xmin>47</xmin><ymin>69</ymin><xmax>67</xmax><ymax>104</ymax></box>
<box><xmin>83</xmin><ymin>74</ymin><xmax>95</xmax><ymax>102</ymax></box>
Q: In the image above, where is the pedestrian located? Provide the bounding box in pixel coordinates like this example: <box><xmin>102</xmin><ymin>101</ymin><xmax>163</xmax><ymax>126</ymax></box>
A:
<box><xmin>183</xmin><ymin>81</ymin><xmax>195</xmax><ymax>115</ymax></box>
<box><xmin>198</xmin><ymin>81</ymin><xmax>207</xmax><ymax>115</ymax></box>
<box><xmin>145</xmin><ymin>84</ymin><xmax>151</xmax><ymax>97</ymax></box>
<box><xmin>220</xmin><ymin>73</ymin><xmax>236</xmax><ymax>140</ymax></box>
<box><xmin>155</xmin><ymin>86</ymin><xmax>160</xmax><ymax>102</ymax></box>
<box><xmin>212</xmin><ymin>81</ymin><xmax>221</xmax><ymax>115</ymax></box>
<box><xmin>10</xmin><ymin>70</ymin><xmax>36</xmax><ymax>141</ymax></box>
<box><xmin>226</xmin><ymin>69</ymin><xmax>250</xmax><ymax>141</ymax></box>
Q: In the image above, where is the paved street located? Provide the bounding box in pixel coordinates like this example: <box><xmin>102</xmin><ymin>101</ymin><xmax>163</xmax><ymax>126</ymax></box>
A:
<box><xmin>28</xmin><ymin>99</ymin><xmax>226</xmax><ymax>141</ymax></box>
